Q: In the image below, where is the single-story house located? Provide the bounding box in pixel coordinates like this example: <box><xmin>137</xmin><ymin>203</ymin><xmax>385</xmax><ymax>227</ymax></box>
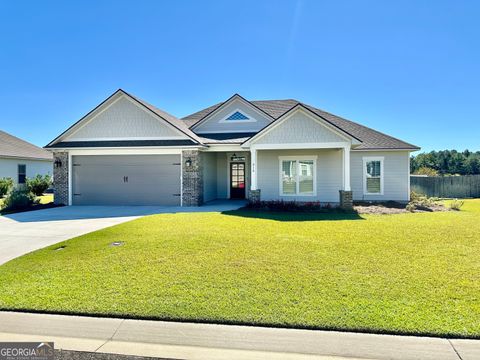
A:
<box><xmin>45</xmin><ymin>89</ymin><xmax>419</xmax><ymax>207</ymax></box>
<box><xmin>0</xmin><ymin>130</ymin><xmax>53</xmax><ymax>187</ymax></box>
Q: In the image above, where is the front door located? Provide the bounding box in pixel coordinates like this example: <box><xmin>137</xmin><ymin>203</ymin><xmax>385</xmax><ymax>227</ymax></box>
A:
<box><xmin>230</xmin><ymin>162</ymin><xmax>246</xmax><ymax>199</ymax></box>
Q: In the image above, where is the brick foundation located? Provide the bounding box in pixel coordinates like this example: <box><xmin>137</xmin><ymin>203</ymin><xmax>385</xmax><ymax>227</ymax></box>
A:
<box><xmin>248</xmin><ymin>189</ymin><xmax>261</xmax><ymax>203</ymax></box>
<box><xmin>339</xmin><ymin>190</ymin><xmax>353</xmax><ymax>210</ymax></box>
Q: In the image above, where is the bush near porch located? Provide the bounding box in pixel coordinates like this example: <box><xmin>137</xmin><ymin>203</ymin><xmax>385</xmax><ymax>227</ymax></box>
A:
<box><xmin>0</xmin><ymin>200</ymin><xmax>479</xmax><ymax>338</ymax></box>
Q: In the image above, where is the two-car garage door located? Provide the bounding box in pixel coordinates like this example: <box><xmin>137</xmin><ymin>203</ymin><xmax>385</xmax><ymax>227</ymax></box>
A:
<box><xmin>72</xmin><ymin>155</ymin><xmax>181</xmax><ymax>206</ymax></box>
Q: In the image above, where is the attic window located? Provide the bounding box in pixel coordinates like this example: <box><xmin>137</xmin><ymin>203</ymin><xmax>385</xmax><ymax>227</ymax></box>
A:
<box><xmin>226</xmin><ymin>111</ymin><xmax>249</xmax><ymax>121</ymax></box>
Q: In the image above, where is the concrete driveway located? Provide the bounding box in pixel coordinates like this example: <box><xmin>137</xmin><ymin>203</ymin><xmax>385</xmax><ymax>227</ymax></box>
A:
<box><xmin>0</xmin><ymin>201</ymin><xmax>245</xmax><ymax>265</ymax></box>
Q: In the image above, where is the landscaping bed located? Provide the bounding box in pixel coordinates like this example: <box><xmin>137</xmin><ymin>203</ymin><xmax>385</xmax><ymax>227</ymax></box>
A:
<box><xmin>0</xmin><ymin>200</ymin><xmax>478</xmax><ymax>338</ymax></box>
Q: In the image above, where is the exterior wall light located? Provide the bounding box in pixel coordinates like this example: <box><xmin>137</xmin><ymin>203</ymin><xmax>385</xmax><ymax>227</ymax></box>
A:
<box><xmin>185</xmin><ymin>159</ymin><xmax>192</xmax><ymax>167</ymax></box>
<box><xmin>54</xmin><ymin>159</ymin><xmax>62</xmax><ymax>168</ymax></box>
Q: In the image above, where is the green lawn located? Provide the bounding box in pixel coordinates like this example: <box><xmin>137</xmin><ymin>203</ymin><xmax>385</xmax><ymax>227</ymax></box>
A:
<box><xmin>1</xmin><ymin>200</ymin><xmax>479</xmax><ymax>338</ymax></box>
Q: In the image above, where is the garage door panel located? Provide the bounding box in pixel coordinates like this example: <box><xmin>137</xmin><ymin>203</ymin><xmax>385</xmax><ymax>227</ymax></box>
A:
<box><xmin>72</xmin><ymin>155</ymin><xmax>181</xmax><ymax>206</ymax></box>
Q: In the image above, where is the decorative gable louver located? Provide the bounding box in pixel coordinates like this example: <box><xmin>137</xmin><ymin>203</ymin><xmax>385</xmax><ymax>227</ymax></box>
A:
<box><xmin>226</xmin><ymin>111</ymin><xmax>249</xmax><ymax>121</ymax></box>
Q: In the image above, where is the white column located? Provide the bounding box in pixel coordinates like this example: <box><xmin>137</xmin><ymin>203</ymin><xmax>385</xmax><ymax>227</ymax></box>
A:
<box><xmin>343</xmin><ymin>145</ymin><xmax>351</xmax><ymax>191</ymax></box>
<box><xmin>68</xmin><ymin>152</ymin><xmax>73</xmax><ymax>206</ymax></box>
<box><xmin>250</xmin><ymin>148</ymin><xmax>257</xmax><ymax>190</ymax></box>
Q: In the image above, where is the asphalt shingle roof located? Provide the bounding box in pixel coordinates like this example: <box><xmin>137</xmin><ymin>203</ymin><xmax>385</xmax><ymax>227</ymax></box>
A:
<box><xmin>0</xmin><ymin>130</ymin><xmax>52</xmax><ymax>160</ymax></box>
<box><xmin>182</xmin><ymin>99</ymin><xmax>419</xmax><ymax>150</ymax></box>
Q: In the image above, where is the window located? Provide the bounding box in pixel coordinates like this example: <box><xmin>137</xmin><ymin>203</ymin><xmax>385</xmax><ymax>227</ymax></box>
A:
<box><xmin>279</xmin><ymin>157</ymin><xmax>316</xmax><ymax>196</ymax></box>
<box><xmin>226</xmin><ymin>111</ymin><xmax>249</xmax><ymax>121</ymax></box>
<box><xmin>363</xmin><ymin>157</ymin><xmax>384</xmax><ymax>195</ymax></box>
<box><xmin>18</xmin><ymin>164</ymin><xmax>26</xmax><ymax>184</ymax></box>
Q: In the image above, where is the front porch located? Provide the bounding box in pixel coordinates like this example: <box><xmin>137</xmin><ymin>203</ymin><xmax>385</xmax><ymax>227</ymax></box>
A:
<box><xmin>183</xmin><ymin>145</ymin><xmax>353</xmax><ymax>209</ymax></box>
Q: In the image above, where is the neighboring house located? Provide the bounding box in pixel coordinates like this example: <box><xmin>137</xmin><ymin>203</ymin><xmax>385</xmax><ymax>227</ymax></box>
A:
<box><xmin>45</xmin><ymin>89</ymin><xmax>419</xmax><ymax>207</ymax></box>
<box><xmin>0</xmin><ymin>130</ymin><xmax>53</xmax><ymax>187</ymax></box>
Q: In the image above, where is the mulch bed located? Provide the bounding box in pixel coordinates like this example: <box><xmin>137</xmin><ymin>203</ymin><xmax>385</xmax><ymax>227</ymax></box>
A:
<box><xmin>354</xmin><ymin>201</ymin><xmax>449</xmax><ymax>215</ymax></box>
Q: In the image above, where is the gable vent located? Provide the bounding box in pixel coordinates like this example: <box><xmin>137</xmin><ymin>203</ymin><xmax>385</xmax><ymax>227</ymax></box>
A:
<box><xmin>226</xmin><ymin>111</ymin><xmax>249</xmax><ymax>121</ymax></box>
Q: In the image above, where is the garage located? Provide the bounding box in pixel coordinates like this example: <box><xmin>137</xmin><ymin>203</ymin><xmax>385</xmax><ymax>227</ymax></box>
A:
<box><xmin>72</xmin><ymin>155</ymin><xmax>181</xmax><ymax>206</ymax></box>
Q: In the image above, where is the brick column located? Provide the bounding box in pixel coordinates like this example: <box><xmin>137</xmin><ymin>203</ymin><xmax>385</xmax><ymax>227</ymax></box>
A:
<box><xmin>53</xmin><ymin>152</ymin><xmax>69</xmax><ymax>205</ymax></box>
<box><xmin>339</xmin><ymin>190</ymin><xmax>353</xmax><ymax>210</ymax></box>
<box><xmin>248</xmin><ymin>189</ymin><xmax>261</xmax><ymax>203</ymax></box>
<box><xmin>182</xmin><ymin>150</ymin><xmax>204</xmax><ymax>206</ymax></box>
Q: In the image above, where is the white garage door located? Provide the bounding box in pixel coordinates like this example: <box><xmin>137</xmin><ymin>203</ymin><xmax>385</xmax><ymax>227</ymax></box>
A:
<box><xmin>72</xmin><ymin>155</ymin><xmax>181</xmax><ymax>206</ymax></box>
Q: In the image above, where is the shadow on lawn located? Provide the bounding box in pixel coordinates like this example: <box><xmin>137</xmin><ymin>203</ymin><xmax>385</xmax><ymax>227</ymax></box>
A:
<box><xmin>221</xmin><ymin>208</ymin><xmax>365</xmax><ymax>222</ymax></box>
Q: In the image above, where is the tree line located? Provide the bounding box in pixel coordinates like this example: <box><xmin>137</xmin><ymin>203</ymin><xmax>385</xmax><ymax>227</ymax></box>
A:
<box><xmin>411</xmin><ymin>150</ymin><xmax>480</xmax><ymax>176</ymax></box>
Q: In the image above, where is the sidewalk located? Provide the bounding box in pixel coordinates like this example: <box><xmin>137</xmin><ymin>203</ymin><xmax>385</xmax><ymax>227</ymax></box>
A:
<box><xmin>0</xmin><ymin>311</ymin><xmax>479</xmax><ymax>360</ymax></box>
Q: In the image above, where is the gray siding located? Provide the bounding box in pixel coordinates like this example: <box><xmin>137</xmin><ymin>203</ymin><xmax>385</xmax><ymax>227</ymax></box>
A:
<box><xmin>254</xmin><ymin>111</ymin><xmax>346</xmax><ymax>144</ymax></box>
<box><xmin>257</xmin><ymin>149</ymin><xmax>343</xmax><ymax>203</ymax></box>
<box><xmin>203</xmin><ymin>152</ymin><xmax>217</xmax><ymax>202</ymax></box>
<box><xmin>66</xmin><ymin>97</ymin><xmax>184</xmax><ymax>140</ymax></box>
<box><xmin>216</xmin><ymin>154</ymin><xmax>228</xmax><ymax>199</ymax></box>
<box><xmin>350</xmin><ymin>151</ymin><xmax>410</xmax><ymax>201</ymax></box>
<box><xmin>0</xmin><ymin>158</ymin><xmax>52</xmax><ymax>186</ymax></box>
<box><xmin>193</xmin><ymin>99</ymin><xmax>271</xmax><ymax>134</ymax></box>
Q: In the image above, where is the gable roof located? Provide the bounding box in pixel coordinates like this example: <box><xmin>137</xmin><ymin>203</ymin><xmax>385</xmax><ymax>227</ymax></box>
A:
<box><xmin>183</xmin><ymin>98</ymin><xmax>420</xmax><ymax>150</ymax></box>
<box><xmin>0</xmin><ymin>130</ymin><xmax>52</xmax><ymax>160</ymax></box>
<box><xmin>46</xmin><ymin>89</ymin><xmax>204</xmax><ymax>148</ymax></box>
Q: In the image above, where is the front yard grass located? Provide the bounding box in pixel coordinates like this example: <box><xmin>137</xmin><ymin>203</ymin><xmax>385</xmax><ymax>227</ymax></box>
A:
<box><xmin>0</xmin><ymin>200</ymin><xmax>479</xmax><ymax>338</ymax></box>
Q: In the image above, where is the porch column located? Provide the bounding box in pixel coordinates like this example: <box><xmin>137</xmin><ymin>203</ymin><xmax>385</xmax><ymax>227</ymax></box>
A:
<box><xmin>250</xmin><ymin>148</ymin><xmax>257</xmax><ymax>190</ymax></box>
<box><xmin>340</xmin><ymin>145</ymin><xmax>353</xmax><ymax>210</ymax></box>
<box><xmin>343</xmin><ymin>145</ymin><xmax>351</xmax><ymax>191</ymax></box>
<box><xmin>249</xmin><ymin>148</ymin><xmax>261</xmax><ymax>202</ymax></box>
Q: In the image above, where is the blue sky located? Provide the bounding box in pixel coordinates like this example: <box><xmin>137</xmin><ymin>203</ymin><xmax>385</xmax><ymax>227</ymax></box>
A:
<box><xmin>0</xmin><ymin>1</ymin><xmax>478</xmax><ymax>152</ymax></box>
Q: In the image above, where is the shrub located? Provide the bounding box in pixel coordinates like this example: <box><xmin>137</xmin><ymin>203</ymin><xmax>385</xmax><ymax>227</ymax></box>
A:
<box><xmin>0</xmin><ymin>177</ymin><xmax>14</xmax><ymax>197</ymax></box>
<box><xmin>26</xmin><ymin>174</ymin><xmax>52</xmax><ymax>196</ymax></box>
<box><xmin>1</xmin><ymin>189</ymin><xmax>37</xmax><ymax>211</ymax></box>
<box><xmin>406</xmin><ymin>203</ymin><xmax>416</xmax><ymax>212</ymax></box>
<box><xmin>449</xmin><ymin>199</ymin><xmax>464</xmax><ymax>211</ymax></box>
<box><xmin>247</xmin><ymin>200</ymin><xmax>340</xmax><ymax>212</ymax></box>
<box><xmin>407</xmin><ymin>191</ymin><xmax>441</xmax><ymax>211</ymax></box>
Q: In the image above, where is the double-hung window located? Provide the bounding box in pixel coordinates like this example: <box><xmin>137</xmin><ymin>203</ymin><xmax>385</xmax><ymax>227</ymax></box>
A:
<box><xmin>363</xmin><ymin>157</ymin><xmax>384</xmax><ymax>195</ymax></box>
<box><xmin>18</xmin><ymin>164</ymin><xmax>26</xmax><ymax>184</ymax></box>
<box><xmin>279</xmin><ymin>156</ymin><xmax>316</xmax><ymax>196</ymax></box>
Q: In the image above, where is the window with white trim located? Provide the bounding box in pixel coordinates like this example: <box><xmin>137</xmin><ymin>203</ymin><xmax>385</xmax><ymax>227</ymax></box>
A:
<box><xmin>363</xmin><ymin>157</ymin><xmax>384</xmax><ymax>195</ymax></box>
<box><xmin>279</xmin><ymin>156</ymin><xmax>316</xmax><ymax>196</ymax></box>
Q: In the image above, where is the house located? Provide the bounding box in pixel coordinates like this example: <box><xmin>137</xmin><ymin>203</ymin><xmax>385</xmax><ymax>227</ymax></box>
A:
<box><xmin>45</xmin><ymin>89</ymin><xmax>419</xmax><ymax>208</ymax></box>
<box><xmin>0</xmin><ymin>130</ymin><xmax>53</xmax><ymax>187</ymax></box>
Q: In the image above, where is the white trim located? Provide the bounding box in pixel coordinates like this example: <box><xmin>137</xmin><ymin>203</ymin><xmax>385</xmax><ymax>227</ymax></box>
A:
<box><xmin>278</xmin><ymin>155</ymin><xmax>317</xmax><ymax>197</ymax></box>
<box><xmin>353</xmin><ymin>149</ymin><xmax>418</xmax><ymax>152</ymax></box>
<box><xmin>407</xmin><ymin>155</ymin><xmax>411</xmax><ymax>201</ymax></box>
<box><xmin>66</xmin><ymin>149</ymin><xmax>183</xmax><ymax>156</ymax></box>
<box><xmin>219</xmin><ymin>109</ymin><xmax>257</xmax><ymax>123</ymax></box>
<box><xmin>243</xmin><ymin>107</ymin><xmax>358</xmax><ymax>147</ymax></box>
<box><xmin>363</xmin><ymin>156</ymin><xmax>384</xmax><ymax>196</ymax></box>
<box><xmin>195</xmin><ymin>130</ymin><xmax>257</xmax><ymax>134</ymax></box>
<box><xmin>65</xmin><ymin>136</ymin><xmax>185</xmax><ymax>141</ymax></box>
<box><xmin>180</xmin><ymin>151</ymin><xmax>183</xmax><ymax>207</ymax></box>
<box><xmin>203</xmin><ymin>145</ymin><xmax>245</xmax><ymax>152</ymax></box>
<box><xmin>343</xmin><ymin>145</ymin><xmax>351</xmax><ymax>191</ymax></box>
<box><xmin>250</xmin><ymin>149</ymin><xmax>257</xmax><ymax>190</ymax></box>
<box><xmin>249</xmin><ymin>142</ymin><xmax>349</xmax><ymax>150</ymax></box>
<box><xmin>191</xmin><ymin>95</ymin><xmax>274</xmax><ymax>131</ymax></box>
<box><xmin>68</xmin><ymin>152</ymin><xmax>72</xmax><ymax>206</ymax></box>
